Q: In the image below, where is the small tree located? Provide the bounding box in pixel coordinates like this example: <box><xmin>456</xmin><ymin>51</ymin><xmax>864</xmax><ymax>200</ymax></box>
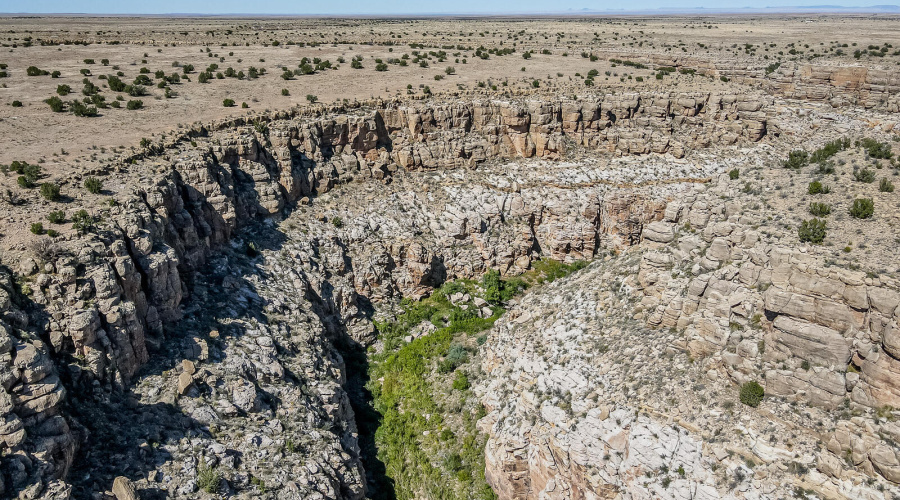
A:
<box><xmin>849</xmin><ymin>198</ymin><xmax>874</xmax><ymax>219</ymax></box>
<box><xmin>223</xmin><ymin>98</ymin><xmax>235</xmax><ymax>107</ymax></box>
<box><xmin>126</xmin><ymin>100</ymin><xmax>143</xmax><ymax>110</ymax></box>
<box><xmin>306</xmin><ymin>94</ymin><xmax>318</xmax><ymax>103</ymax></box>
<box><xmin>483</xmin><ymin>269</ymin><xmax>501</xmax><ymax>304</ymax></box>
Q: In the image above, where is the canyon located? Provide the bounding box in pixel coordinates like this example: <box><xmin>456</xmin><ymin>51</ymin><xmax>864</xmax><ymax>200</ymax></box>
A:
<box><xmin>1</xmin><ymin>14</ymin><xmax>900</xmax><ymax>500</ymax></box>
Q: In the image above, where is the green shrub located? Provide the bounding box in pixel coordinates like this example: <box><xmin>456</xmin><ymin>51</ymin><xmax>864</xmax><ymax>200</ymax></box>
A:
<box><xmin>306</xmin><ymin>94</ymin><xmax>318</xmax><ymax>103</ymax></box>
<box><xmin>532</xmin><ymin>258</ymin><xmax>587</xmax><ymax>283</ymax></box>
<box><xmin>452</xmin><ymin>371</ymin><xmax>470</xmax><ymax>390</ymax></box>
<box><xmin>728</xmin><ymin>168</ymin><xmax>740</xmax><ymax>180</ymax></box>
<box><xmin>223</xmin><ymin>98</ymin><xmax>235</xmax><ymax>107</ymax></box>
<box><xmin>47</xmin><ymin>229</ymin><xmax>59</xmax><ymax>237</ymax></box>
<box><xmin>880</xmin><ymin>178</ymin><xmax>895</xmax><ymax>193</ymax></box>
<box><xmin>439</xmin><ymin>344</ymin><xmax>468</xmax><ymax>373</ymax></box>
<box><xmin>71</xmin><ymin>209</ymin><xmax>97</xmax><ymax>233</ymax></box>
<box><xmin>39</xmin><ymin>183</ymin><xmax>60</xmax><ymax>201</ymax></box>
<box><xmin>331</xmin><ymin>216</ymin><xmax>343</xmax><ymax>228</ymax></box>
<box><xmin>26</xmin><ymin>66</ymin><xmax>49</xmax><ymax>76</ymax></box>
<box><xmin>854</xmin><ymin>168</ymin><xmax>876</xmax><ymax>183</ymax></box>
<box><xmin>47</xmin><ymin>210</ymin><xmax>65</xmax><ymax>224</ymax></box>
<box><xmin>56</xmin><ymin>84</ymin><xmax>72</xmax><ymax>96</ymax></box>
<box><xmin>483</xmin><ymin>269</ymin><xmax>501</xmax><ymax>304</ymax></box>
<box><xmin>807</xmin><ymin>181</ymin><xmax>831</xmax><ymax>195</ymax></box>
<box><xmin>11</xmin><ymin>100</ymin><xmax>22</xmax><ymax>107</ymax></box>
<box><xmin>281</xmin><ymin>88</ymin><xmax>289</xmax><ymax>96</ymax></box>
<box><xmin>30</xmin><ymin>223</ymin><xmax>44</xmax><ymax>235</ymax></box>
<box><xmin>859</xmin><ymin>138</ymin><xmax>893</xmax><ymax>159</ymax></box>
<box><xmin>197</xmin><ymin>465</ymin><xmax>221</xmax><ymax>494</ymax></box>
<box><xmin>44</xmin><ymin>96</ymin><xmax>65</xmax><ymax>112</ymax></box>
<box><xmin>849</xmin><ymin>198</ymin><xmax>874</xmax><ymax>219</ymax></box>
<box><xmin>810</xmin><ymin>137</ymin><xmax>850</xmax><ymax>163</ymax></box>
<box><xmin>798</xmin><ymin>218</ymin><xmax>826</xmax><ymax>243</ymax></box>
<box><xmin>69</xmin><ymin>100</ymin><xmax>98</xmax><ymax>117</ymax></box>
<box><xmin>808</xmin><ymin>202</ymin><xmax>831</xmax><ymax>217</ymax></box>
<box><xmin>739</xmin><ymin>381</ymin><xmax>765</xmax><ymax>407</ymax></box>
<box><xmin>84</xmin><ymin>177</ymin><xmax>103</xmax><ymax>194</ymax></box>
<box><xmin>782</xmin><ymin>150</ymin><xmax>808</xmax><ymax>169</ymax></box>
<box><xmin>126</xmin><ymin>99</ymin><xmax>143</xmax><ymax>110</ymax></box>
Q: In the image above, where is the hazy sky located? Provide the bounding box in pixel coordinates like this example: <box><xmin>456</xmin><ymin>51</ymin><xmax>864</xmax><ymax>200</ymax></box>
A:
<box><xmin>0</xmin><ymin>0</ymin><xmax>885</xmax><ymax>15</ymax></box>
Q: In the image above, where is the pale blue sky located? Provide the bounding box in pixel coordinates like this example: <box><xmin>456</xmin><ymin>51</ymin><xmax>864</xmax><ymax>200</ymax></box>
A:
<box><xmin>0</xmin><ymin>0</ymin><xmax>887</xmax><ymax>15</ymax></box>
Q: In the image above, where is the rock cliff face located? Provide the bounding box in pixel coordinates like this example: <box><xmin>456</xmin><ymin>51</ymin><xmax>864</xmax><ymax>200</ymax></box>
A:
<box><xmin>0</xmin><ymin>93</ymin><xmax>770</xmax><ymax>499</ymax></box>
<box><xmin>477</xmin><ymin>122</ymin><xmax>900</xmax><ymax>500</ymax></box>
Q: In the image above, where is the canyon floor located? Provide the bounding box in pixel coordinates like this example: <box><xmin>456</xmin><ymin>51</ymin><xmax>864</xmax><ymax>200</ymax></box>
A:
<box><xmin>1</xmin><ymin>14</ymin><xmax>900</xmax><ymax>500</ymax></box>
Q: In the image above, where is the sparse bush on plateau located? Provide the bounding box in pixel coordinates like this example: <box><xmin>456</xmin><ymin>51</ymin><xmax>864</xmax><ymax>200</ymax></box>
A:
<box><xmin>40</xmin><ymin>183</ymin><xmax>60</xmax><ymax>201</ymax></box>
<box><xmin>798</xmin><ymin>218</ymin><xmax>826</xmax><ymax>243</ymax></box>
<box><xmin>849</xmin><ymin>198</ymin><xmax>874</xmax><ymax>219</ymax></box>
<box><xmin>47</xmin><ymin>210</ymin><xmax>65</xmax><ymax>224</ymax></box>
<box><xmin>880</xmin><ymin>178</ymin><xmax>895</xmax><ymax>192</ymax></box>
<box><xmin>27</xmin><ymin>66</ymin><xmax>49</xmax><ymax>76</ymax></box>
<box><xmin>71</xmin><ymin>209</ymin><xmax>97</xmax><ymax>233</ymax></box>
<box><xmin>854</xmin><ymin>168</ymin><xmax>876</xmax><ymax>183</ymax></box>
<box><xmin>808</xmin><ymin>202</ymin><xmax>831</xmax><ymax>217</ymax></box>
<box><xmin>807</xmin><ymin>181</ymin><xmax>831</xmax><ymax>195</ymax></box>
<box><xmin>728</xmin><ymin>168</ymin><xmax>739</xmax><ymax>180</ymax></box>
<box><xmin>45</xmin><ymin>96</ymin><xmax>65</xmax><ymax>112</ymax></box>
<box><xmin>84</xmin><ymin>177</ymin><xmax>103</xmax><ymax>194</ymax></box>
<box><xmin>223</xmin><ymin>98</ymin><xmax>235</xmax><ymax>107</ymax></box>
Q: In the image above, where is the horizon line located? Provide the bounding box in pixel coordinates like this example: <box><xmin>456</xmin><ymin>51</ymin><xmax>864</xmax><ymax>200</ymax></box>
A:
<box><xmin>2</xmin><ymin>5</ymin><xmax>900</xmax><ymax>17</ymax></box>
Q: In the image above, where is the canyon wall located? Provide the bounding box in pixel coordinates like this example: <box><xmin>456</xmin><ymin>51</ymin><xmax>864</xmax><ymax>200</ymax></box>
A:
<box><xmin>0</xmin><ymin>93</ymin><xmax>770</xmax><ymax>499</ymax></box>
